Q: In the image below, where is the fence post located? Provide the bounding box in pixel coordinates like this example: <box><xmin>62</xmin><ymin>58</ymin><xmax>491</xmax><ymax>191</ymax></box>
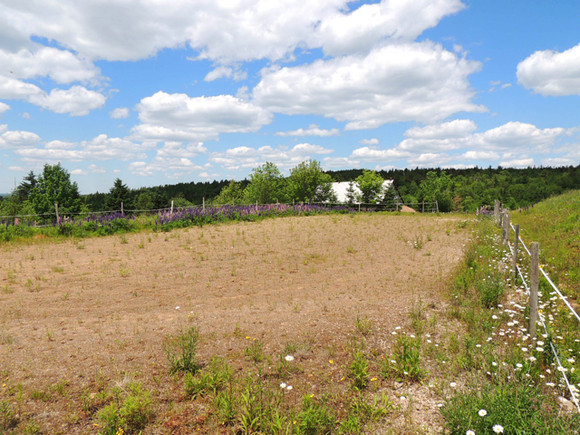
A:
<box><xmin>421</xmin><ymin>201</ymin><xmax>424</xmax><ymax>213</ymax></box>
<box><xmin>121</xmin><ymin>201</ymin><xmax>124</xmax><ymax>215</ymax></box>
<box><xmin>494</xmin><ymin>200</ymin><xmax>500</xmax><ymax>225</ymax></box>
<box><xmin>171</xmin><ymin>200</ymin><xmax>174</xmax><ymax>214</ymax></box>
<box><xmin>55</xmin><ymin>202</ymin><xmax>59</xmax><ymax>224</ymax></box>
<box><xmin>529</xmin><ymin>242</ymin><xmax>539</xmax><ymax>338</ymax></box>
<box><xmin>435</xmin><ymin>200</ymin><xmax>439</xmax><ymax>213</ymax></box>
<box><xmin>502</xmin><ymin>212</ymin><xmax>510</xmax><ymax>245</ymax></box>
<box><xmin>513</xmin><ymin>224</ymin><xmax>519</xmax><ymax>279</ymax></box>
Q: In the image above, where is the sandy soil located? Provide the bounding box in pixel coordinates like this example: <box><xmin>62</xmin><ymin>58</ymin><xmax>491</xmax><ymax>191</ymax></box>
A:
<box><xmin>0</xmin><ymin>213</ymin><xmax>468</xmax><ymax>433</ymax></box>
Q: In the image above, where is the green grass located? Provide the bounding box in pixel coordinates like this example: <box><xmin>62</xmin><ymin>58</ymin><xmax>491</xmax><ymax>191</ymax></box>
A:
<box><xmin>95</xmin><ymin>382</ymin><xmax>153</xmax><ymax>435</ymax></box>
<box><xmin>438</xmin><ymin>216</ymin><xmax>580</xmax><ymax>434</ymax></box>
<box><xmin>511</xmin><ymin>190</ymin><xmax>580</xmax><ymax>299</ymax></box>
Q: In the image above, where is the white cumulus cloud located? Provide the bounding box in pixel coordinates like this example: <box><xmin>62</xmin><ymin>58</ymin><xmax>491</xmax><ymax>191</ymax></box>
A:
<box><xmin>16</xmin><ymin>134</ymin><xmax>148</xmax><ymax>162</ymax></box>
<box><xmin>0</xmin><ymin>0</ymin><xmax>465</xmax><ymax>65</ymax></box>
<box><xmin>253</xmin><ymin>42</ymin><xmax>483</xmax><ymax>129</ymax></box>
<box><xmin>315</xmin><ymin>0</ymin><xmax>465</xmax><ymax>56</ymax></box>
<box><xmin>211</xmin><ymin>142</ymin><xmax>334</xmax><ymax>171</ymax></box>
<box><xmin>133</xmin><ymin>91</ymin><xmax>272</xmax><ymax>142</ymax></box>
<box><xmin>110</xmin><ymin>107</ymin><xmax>130</xmax><ymax>119</ymax></box>
<box><xmin>0</xmin><ymin>128</ymin><xmax>41</xmax><ymax>148</ymax></box>
<box><xmin>28</xmin><ymin>86</ymin><xmax>106</xmax><ymax>116</ymax></box>
<box><xmin>405</xmin><ymin>119</ymin><xmax>477</xmax><ymax>139</ymax></box>
<box><xmin>276</xmin><ymin>124</ymin><xmax>340</xmax><ymax>137</ymax></box>
<box><xmin>0</xmin><ymin>46</ymin><xmax>99</xmax><ymax>84</ymax></box>
<box><xmin>360</xmin><ymin>138</ymin><xmax>379</xmax><ymax>145</ymax></box>
<box><xmin>517</xmin><ymin>42</ymin><xmax>580</xmax><ymax>96</ymax></box>
<box><xmin>348</xmin><ymin>120</ymin><xmax>571</xmax><ymax>166</ymax></box>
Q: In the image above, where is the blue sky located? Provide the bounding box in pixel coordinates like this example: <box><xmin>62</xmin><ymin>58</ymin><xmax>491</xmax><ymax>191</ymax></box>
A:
<box><xmin>1</xmin><ymin>0</ymin><xmax>579</xmax><ymax>194</ymax></box>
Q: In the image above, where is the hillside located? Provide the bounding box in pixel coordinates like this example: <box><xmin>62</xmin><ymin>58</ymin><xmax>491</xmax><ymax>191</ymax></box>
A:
<box><xmin>511</xmin><ymin>190</ymin><xmax>580</xmax><ymax>299</ymax></box>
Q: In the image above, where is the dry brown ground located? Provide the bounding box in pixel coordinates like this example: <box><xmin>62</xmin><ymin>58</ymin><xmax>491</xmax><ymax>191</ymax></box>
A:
<box><xmin>0</xmin><ymin>213</ymin><xmax>469</xmax><ymax>434</ymax></box>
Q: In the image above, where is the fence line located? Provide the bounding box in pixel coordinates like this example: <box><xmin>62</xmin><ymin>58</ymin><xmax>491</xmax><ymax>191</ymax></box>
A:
<box><xmin>508</xmin><ymin>222</ymin><xmax>580</xmax><ymax>323</ymax></box>
<box><xmin>513</xmin><ymin>259</ymin><xmax>580</xmax><ymax>412</ymax></box>
<box><xmin>495</xmin><ymin>203</ymin><xmax>580</xmax><ymax>411</ymax></box>
<box><xmin>0</xmin><ymin>200</ymin><xmax>439</xmax><ymax>223</ymax></box>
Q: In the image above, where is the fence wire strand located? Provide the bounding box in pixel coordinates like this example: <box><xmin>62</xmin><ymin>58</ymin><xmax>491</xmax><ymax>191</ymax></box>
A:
<box><xmin>506</xmin><ymin>218</ymin><xmax>580</xmax><ymax>412</ymax></box>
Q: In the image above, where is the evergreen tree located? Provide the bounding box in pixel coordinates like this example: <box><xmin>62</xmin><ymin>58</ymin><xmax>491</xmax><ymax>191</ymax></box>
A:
<box><xmin>14</xmin><ymin>171</ymin><xmax>37</xmax><ymax>202</ymax></box>
<box><xmin>105</xmin><ymin>178</ymin><xmax>131</xmax><ymax>212</ymax></box>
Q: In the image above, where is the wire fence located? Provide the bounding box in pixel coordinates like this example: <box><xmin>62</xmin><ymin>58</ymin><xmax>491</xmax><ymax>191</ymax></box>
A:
<box><xmin>495</xmin><ymin>202</ymin><xmax>580</xmax><ymax>412</ymax></box>
<box><xmin>0</xmin><ymin>200</ymin><xmax>439</xmax><ymax>227</ymax></box>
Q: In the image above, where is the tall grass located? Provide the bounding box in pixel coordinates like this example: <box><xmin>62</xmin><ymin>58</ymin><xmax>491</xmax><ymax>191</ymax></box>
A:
<box><xmin>511</xmin><ymin>190</ymin><xmax>580</xmax><ymax>299</ymax></box>
<box><xmin>440</xmin><ymin>216</ymin><xmax>580</xmax><ymax>434</ymax></box>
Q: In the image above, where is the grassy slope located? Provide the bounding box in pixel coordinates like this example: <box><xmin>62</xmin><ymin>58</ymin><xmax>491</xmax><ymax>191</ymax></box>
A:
<box><xmin>511</xmin><ymin>190</ymin><xmax>580</xmax><ymax>300</ymax></box>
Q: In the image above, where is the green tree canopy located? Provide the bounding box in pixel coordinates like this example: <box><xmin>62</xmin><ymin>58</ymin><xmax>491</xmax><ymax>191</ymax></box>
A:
<box><xmin>214</xmin><ymin>180</ymin><xmax>245</xmax><ymax>205</ymax></box>
<box><xmin>105</xmin><ymin>178</ymin><xmax>132</xmax><ymax>211</ymax></box>
<box><xmin>355</xmin><ymin>170</ymin><xmax>384</xmax><ymax>203</ymax></box>
<box><xmin>419</xmin><ymin>170</ymin><xmax>453</xmax><ymax>212</ymax></box>
<box><xmin>29</xmin><ymin>163</ymin><xmax>81</xmax><ymax>218</ymax></box>
<box><xmin>244</xmin><ymin>162</ymin><xmax>286</xmax><ymax>204</ymax></box>
<box><xmin>170</xmin><ymin>193</ymin><xmax>194</xmax><ymax>208</ymax></box>
<box><xmin>133</xmin><ymin>191</ymin><xmax>156</xmax><ymax>211</ymax></box>
<box><xmin>287</xmin><ymin>160</ymin><xmax>336</xmax><ymax>203</ymax></box>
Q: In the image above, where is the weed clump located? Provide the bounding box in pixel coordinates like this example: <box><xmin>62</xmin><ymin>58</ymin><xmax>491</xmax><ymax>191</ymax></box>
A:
<box><xmin>0</xmin><ymin>400</ymin><xmax>19</xmax><ymax>431</ymax></box>
<box><xmin>96</xmin><ymin>383</ymin><xmax>154</xmax><ymax>435</ymax></box>
<box><xmin>164</xmin><ymin>326</ymin><xmax>200</xmax><ymax>375</ymax></box>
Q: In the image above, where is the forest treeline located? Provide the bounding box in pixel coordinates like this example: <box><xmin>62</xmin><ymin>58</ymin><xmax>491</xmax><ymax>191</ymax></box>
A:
<box><xmin>328</xmin><ymin>165</ymin><xmax>580</xmax><ymax>211</ymax></box>
<box><xmin>0</xmin><ymin>162</ymin><xmax>578</xmax><ymax>217</ymax></box>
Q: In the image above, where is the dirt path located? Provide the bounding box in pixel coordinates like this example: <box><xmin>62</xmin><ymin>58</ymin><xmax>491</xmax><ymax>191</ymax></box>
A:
<box><xmin>0</xmin><ymin>214</ymin><xmax>468</xmax><ymax>433</ymax></box>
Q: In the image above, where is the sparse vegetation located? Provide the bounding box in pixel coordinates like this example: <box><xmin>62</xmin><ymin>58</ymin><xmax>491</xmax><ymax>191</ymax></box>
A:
<box><xmin>1</xmin><ymin>197</ymin><xmax>578</xmax><ymax>433</ymax></box>
<box><xmin>164</xmin><ymin>326</ymin><xmax>201</xmax><ymax>375</ymax></box>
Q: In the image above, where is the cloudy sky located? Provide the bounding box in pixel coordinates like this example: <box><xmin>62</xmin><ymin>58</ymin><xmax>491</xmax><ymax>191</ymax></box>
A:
<box><xmin>1</xmin><ymin>0</ymin><xmax>579</xmax><ymax>194</ymax></box>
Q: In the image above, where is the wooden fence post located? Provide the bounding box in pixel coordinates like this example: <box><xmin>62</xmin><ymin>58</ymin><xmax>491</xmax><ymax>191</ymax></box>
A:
<box><xmin>502</xmin><ymin>212</ymin><xmax>510</xmax><ymax>245</ymax></box>
<box><xmin>121</xmin><ymin>201</ymin><xmax>124</xmax><ymax>215</ymax></box>
<box><xmin>435</xmin><ymin>200</ymin><xmax>439</xmax><ymax>213</ymax></box>
<box><xmin>171</xmin><ymin>200</ymin><xmax>174</xmax><ymax>214</ymax></box>
<box><xmin>512</xmin><ymin>224</ymin><xmax>519</xmax><ymax>279</ymax></box>
<box><xmin>529</xmin><ymin>242</ymin><xmax>539</xmax><ymax>337</ymax></box>
<box><xmin>494</xmin><ymin>200</ymin><xmax>500</xmax><ymax>225</ymax></box>
<box><xmin>55</xmin><ymin>202</ymin><xmax>59</xmax><ymax>223</ymax></box>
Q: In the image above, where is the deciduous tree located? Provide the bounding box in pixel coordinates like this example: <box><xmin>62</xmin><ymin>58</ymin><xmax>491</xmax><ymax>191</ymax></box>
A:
<box><xmin>244</xmin><ymin>162</ymin><xmax>286</xmax><ymax>204</ymax></box>
<box><xmin>355</xmin><ymin>170</ymin><xmax>384</xmax><ymax>203</ymax></box>
<box><xmin>29</xmin><ymin>163</ymin><xmax>81</xmax><ymax>217</ymax></box>
<box><xmin>287</xmin><ymin>160</ymin><xmax>336</xmax><ymax>203</ymax></box>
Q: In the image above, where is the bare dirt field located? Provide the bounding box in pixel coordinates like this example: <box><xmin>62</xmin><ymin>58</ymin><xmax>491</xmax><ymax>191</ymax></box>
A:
<box><xmin>0</xmin><ymin>213</ymin><xmax>469</xmax><ymax>433</ymax></box>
